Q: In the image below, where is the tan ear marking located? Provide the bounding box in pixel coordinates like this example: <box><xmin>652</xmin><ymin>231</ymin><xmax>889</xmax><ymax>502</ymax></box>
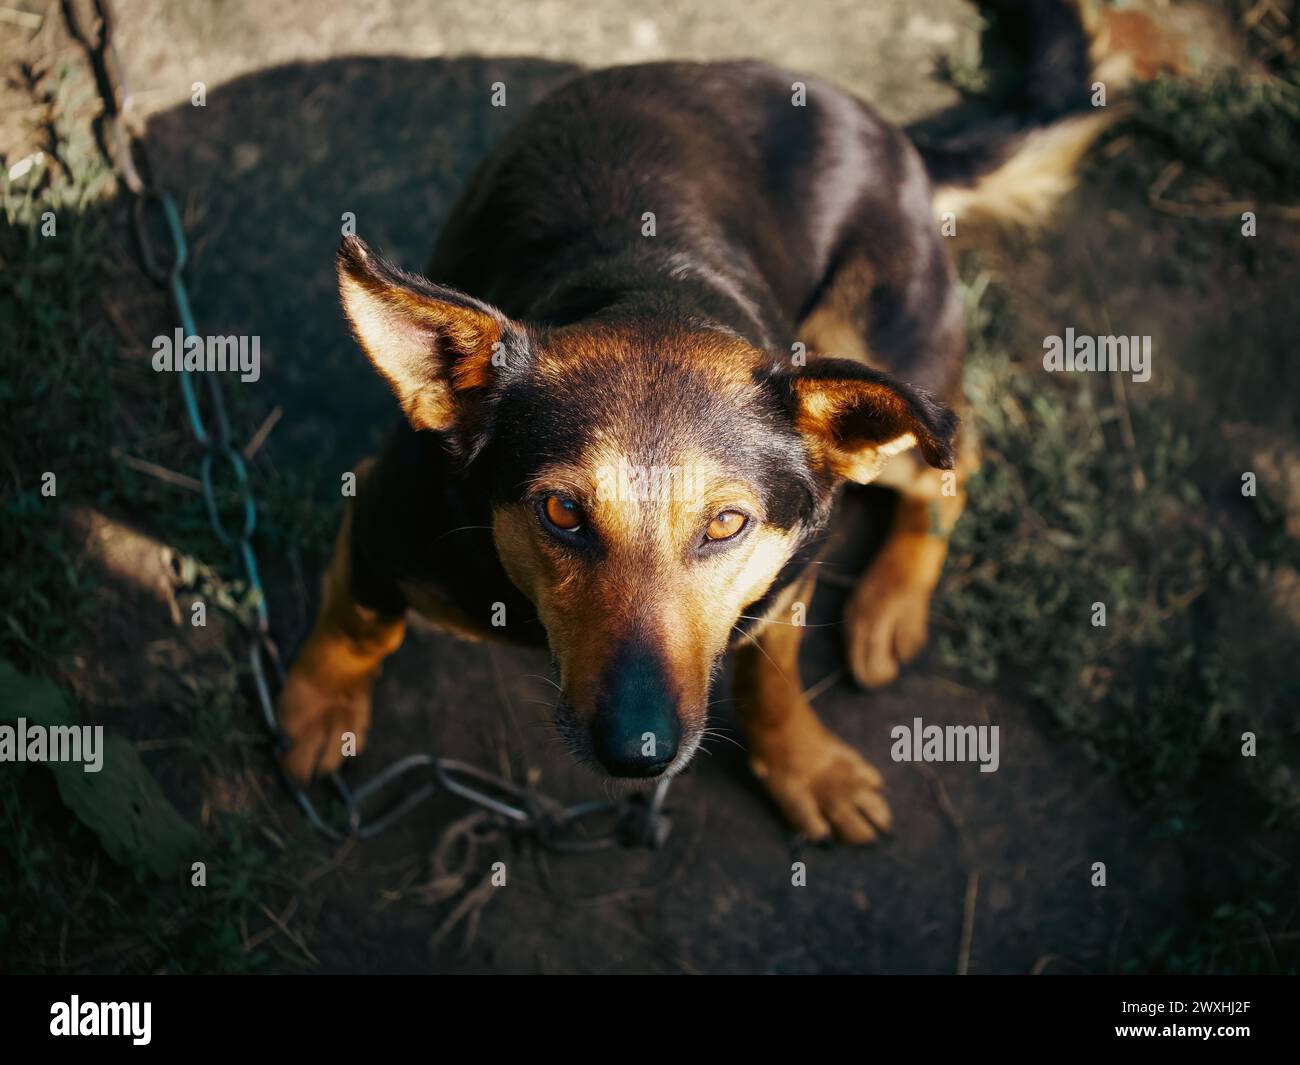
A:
<box><xmin>336</xmin><ymin>236</ymin><xmax>510</xmax><ymax>433</ymax></box>
<box><xmin>789</xmin><ymin>363</ymin><xmax>956</xmax><ymax>482</ymax></box>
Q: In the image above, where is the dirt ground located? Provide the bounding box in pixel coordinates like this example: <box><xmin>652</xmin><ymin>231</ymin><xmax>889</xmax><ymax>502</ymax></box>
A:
<box><xmin>4</xmin><ymin>0</ymin><xmax>1298</xmax><ymax>974</ymax></box>
<box><xmin>124</xmin><ymin>2</ymin><xmax>1147</xmax><ymax>975</ymax></box>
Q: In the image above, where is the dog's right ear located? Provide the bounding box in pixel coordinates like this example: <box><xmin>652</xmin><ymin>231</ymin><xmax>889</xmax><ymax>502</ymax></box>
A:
<box><xmin>337</xmin><ymin>235</ymin><xmax>528</xmax><ymax>437</ymax></box>
<box><xmin>764</xmin><ymin>356</ymin><xmax>957</xmax><ymax>483</ymax></box>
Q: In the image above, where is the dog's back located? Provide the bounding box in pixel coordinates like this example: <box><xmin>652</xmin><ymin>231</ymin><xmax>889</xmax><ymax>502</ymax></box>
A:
<box><xmin>430</xmin><ymin>61</ymin><xmax>950</xmax><ymax>383</ymax></box>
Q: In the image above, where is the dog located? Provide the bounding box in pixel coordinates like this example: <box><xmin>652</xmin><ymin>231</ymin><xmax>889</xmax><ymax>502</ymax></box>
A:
<box><xmin>277</xmin><ymin>1</ymin><xmax>1144</xmax><ymax>843</ymax></box>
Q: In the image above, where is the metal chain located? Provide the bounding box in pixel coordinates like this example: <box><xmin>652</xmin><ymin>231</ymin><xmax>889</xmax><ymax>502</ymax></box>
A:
<box><xmin>69</xmin><ymin>0</ymin><xmax>671</xmax><ymax>851</ymax></box>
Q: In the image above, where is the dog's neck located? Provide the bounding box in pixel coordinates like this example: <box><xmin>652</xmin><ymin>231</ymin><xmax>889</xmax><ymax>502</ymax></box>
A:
<box><xmin>507</xmin><ymin>238</ymin><xmax>794</xmax><ymax>356</ymax></box>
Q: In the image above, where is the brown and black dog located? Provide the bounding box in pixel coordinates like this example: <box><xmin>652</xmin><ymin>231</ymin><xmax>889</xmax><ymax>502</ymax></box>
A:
<box><xmin>278</xmin><ymin>1</ymin><xmax>1135</xmax><ymax>842</ymax></box>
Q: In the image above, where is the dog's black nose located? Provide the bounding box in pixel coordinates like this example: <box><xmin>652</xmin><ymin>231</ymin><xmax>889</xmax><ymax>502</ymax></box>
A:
<box><xmin>591</xmin><ymin>646</ymin><xmax>681</xmax><ymax>777</ymax></box>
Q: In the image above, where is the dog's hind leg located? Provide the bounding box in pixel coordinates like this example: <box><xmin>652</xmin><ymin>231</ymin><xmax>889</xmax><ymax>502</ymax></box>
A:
<box><xmin>278</xmin><ymin>460</ymin><xmax>407</xmax><ymax>782</ymax></box>
<box><xmin>734</xmin><ymin>573</ymin><xmax>892</xmax><ymax>844</ymax></box>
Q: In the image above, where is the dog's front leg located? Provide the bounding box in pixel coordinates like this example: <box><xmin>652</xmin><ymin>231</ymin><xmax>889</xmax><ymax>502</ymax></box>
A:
<box><xmin>278</xmin><ymin>474</ymin><xmax>406</xmax><ymax>782</ymax></box>
<box><xmin>845</xmin><ymin>430</ymin><xmax>977</xmax><ymax>689</ymax></box>
<box><xmin>734</xmin><ymin>575</ymin><xmax>892</xmax><ymax>844</ymax></box>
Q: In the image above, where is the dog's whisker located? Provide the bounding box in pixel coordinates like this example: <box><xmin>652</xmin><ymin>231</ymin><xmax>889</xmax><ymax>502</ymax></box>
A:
<box><xmin>427</xmin><ymin>524</ymin><xmax>495</xmax><ymax>548</ymax></box>
<box><xmin>735</xmin><ymin>614</ymin><xmax>842</xmax><ymax>629</ymax></box>
<box><xmin>700</xmin><ymin>731</ymin><xmax>744</xmax><ymax>752</ymax></box>
<box><xmin>737</xmin><ymin>626</ymin><xmax>795</xmax><ymax>688</ymax></box>
<box><xmin>520</xmin><ymin>673</ymin><xmax>563</xmax><ymax>693</ymax></box>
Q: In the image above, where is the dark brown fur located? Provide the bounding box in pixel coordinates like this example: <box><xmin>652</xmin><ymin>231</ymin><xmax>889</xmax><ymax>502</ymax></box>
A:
<box><xmin>280</xmin><ymin>2</ymin><xmax>1105</xmax><ymax>840</ymax></box>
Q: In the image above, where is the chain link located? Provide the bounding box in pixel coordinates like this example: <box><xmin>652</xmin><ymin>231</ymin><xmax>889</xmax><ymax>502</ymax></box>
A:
<box><xmin>69</xmin><ymin>0</ymin><xmax>671</xmax><ymax>852</ymax></box>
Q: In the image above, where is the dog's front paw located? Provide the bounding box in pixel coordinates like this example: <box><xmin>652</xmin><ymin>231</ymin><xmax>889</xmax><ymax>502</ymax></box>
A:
<box><xmin>844</xmin><ymin>563</ymin><xmax>933</xmax><ymax>689</ymax></box>
<box><xmin>277</xmin><ymin>665</ymin><xmax>374</xmax><ymax>783</ymax></box>
<box><xmin>750</xmin><ymin>721</ymin><xmax>892</xmax><ymax>845</ymax></box>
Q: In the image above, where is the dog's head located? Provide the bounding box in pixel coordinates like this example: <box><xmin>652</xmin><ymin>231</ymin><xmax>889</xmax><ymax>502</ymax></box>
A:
<box><xmin>338</xmin><ymin>236</ymin><xmax>956</xmax><ymax>781</ymax></box>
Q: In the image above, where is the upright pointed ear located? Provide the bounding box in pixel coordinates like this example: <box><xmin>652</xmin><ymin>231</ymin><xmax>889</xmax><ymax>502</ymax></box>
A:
<box><xmin>337</xmin><ymin>235</ymin><xmax>527</xmax><ymax>437</ymax></box>
<box><xmin>775</xmin><ymin>357</ymin><xmax>958</xmax><ymax>482</ymax></box>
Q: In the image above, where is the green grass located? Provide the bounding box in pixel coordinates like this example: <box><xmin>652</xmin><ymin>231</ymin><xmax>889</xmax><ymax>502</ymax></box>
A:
<box><xmin>941</xmin><ymin>266</ymin><xmax>1297</xmax><ymax>797</ymax></box>
<box><xmin>1117</xmin><ymin>65</ymin><xmax>1300</xmax><ymax>202</ymax></box>
<box><xmin>0</xmin><ymin>51</ymin><xmax>331</xmax><ymax>974</ymax></box>
<box><xmin>2</xmin><ymin>61</ymin><xmax>115</xmax><ymax>669</ymax></box>
<box><xmin>928</xmin><ymin>55</ymin><xmax>1300</xmax><ymax>970</ymax></box>
<box><xmin>0</xmin><ymin>781</ymin><xmax>319</xmax><ymax>973</ymax></box>
<box><xmin>936</xmin><ymin>274</ymin><xmax>1298</xmax><ymax>972</ymax></box>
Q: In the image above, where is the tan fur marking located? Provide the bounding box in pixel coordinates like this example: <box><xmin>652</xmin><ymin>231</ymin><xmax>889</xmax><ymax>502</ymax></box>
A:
<box><xmin>845</xmin><ymin>426</ymin><xmax>978</xmax><ymax>688</ymax></box>
<box><xmin>338</xmin><ymin>252</ymin><xmax>502</xmax><ymax>432</ymax></box>
<box><xmin>796</xmin><ymin>258</ymin><xmax>876</xmax><ymax>366</ymax></box>
<box><xmin>933</xmin><ymin>1</ymin><xmax>1194</xmax><ymax>229</ymax></box>
<box><xmin>793</xmin><ymin>375</ymin><xmax>943</xmax><ymax>478</ymax></box>
<box><xmin>278</xmin><ymin>465</ymin><xmax>407</xmax><ymax>781</ymax></box>
<box><xmin>798</xmin><ymin>303</ymin><xmax>874</xmax><ymax>365</ymax></box>
<box><xmin>493</xmin><ymin>440</ymin><xmax>802</xmax><ymax>729</ymax></box>
<box><xmin>733</xmin><ymin>573</ymin><xmax>892</xmax><ymax>844</ymax></box>
<box><xmin>931</xmin><ymin>112</ymin><xmax>1115</xmax><ymax>228</ymax></box>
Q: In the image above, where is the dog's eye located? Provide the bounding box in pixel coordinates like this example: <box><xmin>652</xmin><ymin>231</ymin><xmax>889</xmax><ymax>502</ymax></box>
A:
<box><xmin>542</xmin><ymin>495</ymin><xmax>583</xmax><ymax>533</ymax></box>
<box><xmin>705</xmin><ymin>510</ymin><xmax>747</xmax><ymax>542</ymax></box>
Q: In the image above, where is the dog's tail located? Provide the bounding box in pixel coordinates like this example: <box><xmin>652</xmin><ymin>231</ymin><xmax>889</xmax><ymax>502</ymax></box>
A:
<box><xmin>908</xmin><ymin>0</ymin><xmax>1186</xmax><ymax>226</ymax></box>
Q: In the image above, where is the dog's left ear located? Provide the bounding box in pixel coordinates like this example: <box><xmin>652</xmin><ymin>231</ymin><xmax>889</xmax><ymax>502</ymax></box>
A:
<box><xmin>771</xmin><ymin>357</ymin><xmax>958</xmax><ymax>482</ymax></box>
<box><xmin>337</xmin><ymin>235</ymin><xmax>528</xmax><ymax>441</ymax></box>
